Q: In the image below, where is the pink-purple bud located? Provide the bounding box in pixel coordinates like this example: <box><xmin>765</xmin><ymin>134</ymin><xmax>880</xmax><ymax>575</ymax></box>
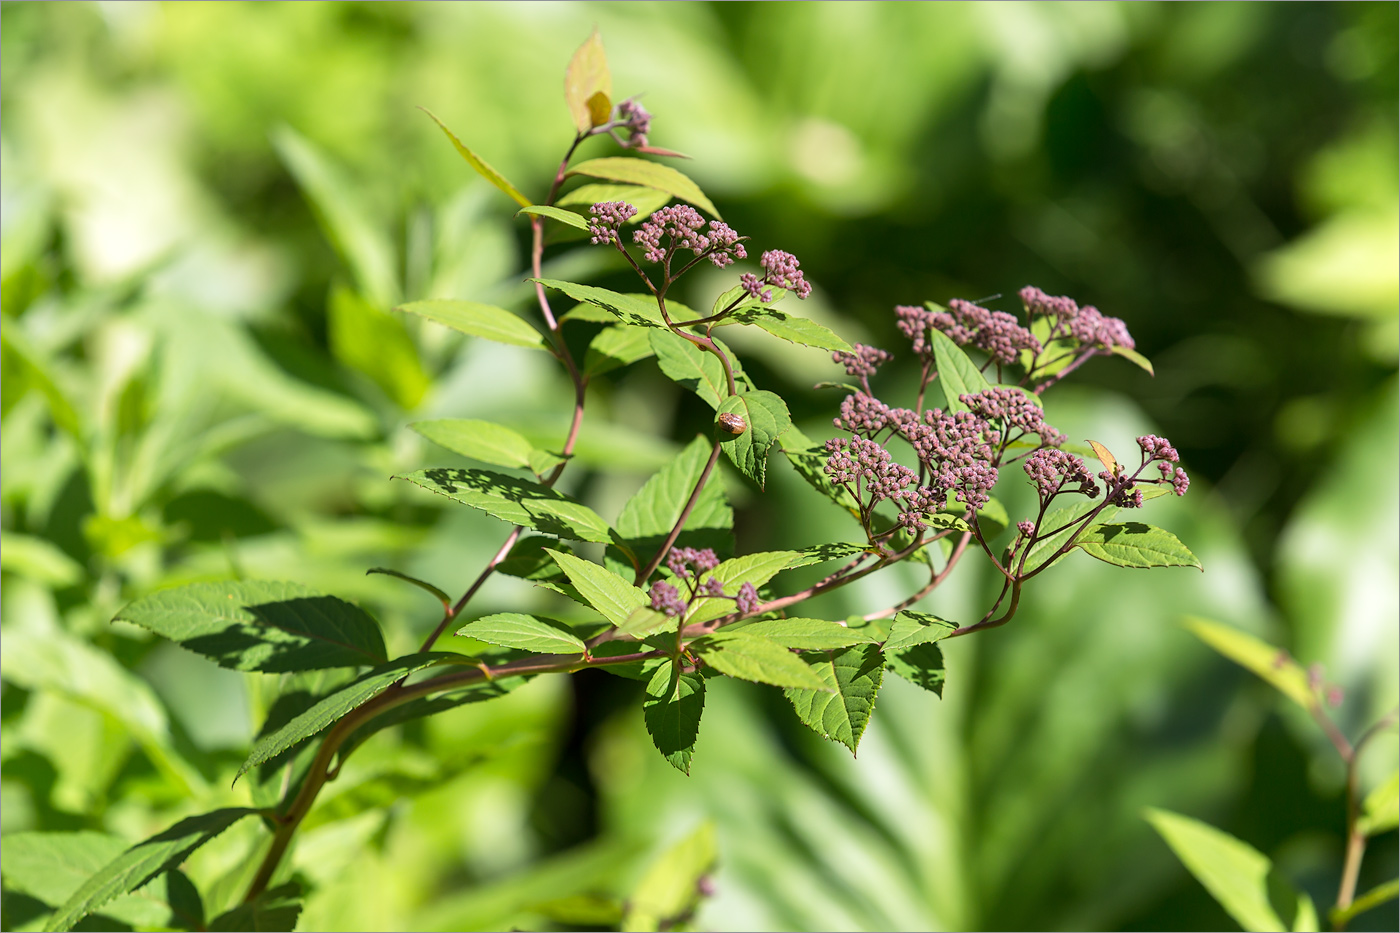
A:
<box><xmin>588</xmin><ymin>201</ymin><xmax>638</xmax><ymax>245</ymax></box>
<box><xmin>649</xmin><ymin>581</ymin><xmax>688</xmax><ymax>617</ymax></box>
<box><xmin>735</xmin><ymin>581</ymin><xmax>760</xmax><ymax>616</ymax></box>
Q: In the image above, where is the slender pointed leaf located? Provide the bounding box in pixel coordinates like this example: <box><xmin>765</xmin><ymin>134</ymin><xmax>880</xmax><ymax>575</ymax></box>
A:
<box><xmin>643</xmin><ymin>660</ymin><xmax>704</xmax><ymax>775</ymax></box>
<box><xmin>685</xmin><ymin>550</ymin><xmax>804</xmax><ymax>624</ymax></box>
<box><xmin>783</xmin><ymin>644</ymin><xmax>885</xmax><ymax>755</ymax></box>
<box><xmin>546</xmin><ymin>549</ymin><xmax>647</xmax><ymax>627</ymax></box>
<box><xmin>237</xmin><ymin>653</ymin><xmax>458</xmax><ymax>780</ymax></box>
<box><xmin>929</xmin><ymin>328</ymin><xmax>991</xmax><ymax>413</ymax></box>
<box><xmin>518</xmin><ymin>204</ymin><xmax>590</xmax><ymax>230</ymax></box>
<box><xmin>735</xmin><ymin>618</ymin><xmax>874</xmax><ymax>650</ymax></box>
<box><xmin>1183</xmin><ymin>617</ymin><xmax>1317</xmax><ymax>711</ymax></box>
<box><xmin>567</xmin><ymin>157</ymin><xmax>720</xmax><ymax>218</ymax></box>
<box><xmin>1111</xmin><ymin>344</ymin><xmax>1156</xmax><ymax>375</ymax></box>
<box><xmin>1145</xmin><ymin>807</ymin><xmax>1289</xmax><ymax>933</ymax></box>
<box><xmin>411</xmin><ymin>419</ymin><xmax>536</xmax><ymax>469</ymax></box>
<box><xmin>397</xmin><ymin>468</ymin><xmax>613</xmax><ymax>543</ymax></box>
<box><xmin>534</xmin><ymin>278</ymin><xmax>667</xmax><ymax>327</ymax></box>
<box><xmin>456</xmin><ymin>612</ymin><xmax>585</xmax><ymax>655</ymax></box>
<box><xmin>44</xmin><ymin>809</ymin><xmax>259</xmax><ymax>933</ymax></box>
<box><xmin>115</xmin><ymin>581</ymin><xmax>388</xmax><ymax>672</ymax></box>
<box><xmin>726</xmin><ymin>305</ymin><xmax>852</xmax><ymax>353</ymax></box>
<box><xmin>419</xmin><ymin>107</ymin><xmax>531</xmax><ymax>206</ymax></box>
<box><xmin>615</xmin><ymin>435</ymin><xmax>732</xmax><ymax>558</ymax></box>
<box><xmin>397</xmin><ymin>299</ymin><xmax>549</xmax><ymax>350</ymax></box>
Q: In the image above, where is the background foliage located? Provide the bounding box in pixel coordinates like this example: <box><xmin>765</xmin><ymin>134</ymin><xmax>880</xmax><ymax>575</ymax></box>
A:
<box><xmin>1</xmin><ymin>2</ymin><xmax>1395</xmax><ymax>930</ymax></box>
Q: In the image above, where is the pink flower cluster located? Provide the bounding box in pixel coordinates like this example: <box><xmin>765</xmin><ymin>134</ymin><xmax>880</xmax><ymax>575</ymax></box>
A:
<box><xmin>832</xmin><ymin>343</ymin><xmax>892</xmax><ymax>378</ymax></box>
<box><xmin>1019</xmin><ymin>286</ymin><xmax>1135</xmax><ymax>351</ymax></box>
<box><xmin>629</xmin><ymin>205</ymin><xmax>747</xmax><ymax>268</ymax></box>
<box><xmin>587</xmin><ymin>200</ymin><xmax>638</xmax><ymax>245</ymax></box>
<box><xmin>741</xmin><ymin>249</ymin><xmax>813</xmax><ymax>302</ymax></box>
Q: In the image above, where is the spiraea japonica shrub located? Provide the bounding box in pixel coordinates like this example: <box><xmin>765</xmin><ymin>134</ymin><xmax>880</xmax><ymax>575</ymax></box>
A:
<box><xmin>42</xmin><ymin>33</ymin><xmax>1217</xmax><ymax>933</ymax></box>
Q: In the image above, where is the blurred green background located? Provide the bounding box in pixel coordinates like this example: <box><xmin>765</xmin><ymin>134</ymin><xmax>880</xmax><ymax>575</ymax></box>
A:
<box><xmin>1</xmin><ymin>2</ymin><xmax>1396</xmax><ymax>930</ymax></box>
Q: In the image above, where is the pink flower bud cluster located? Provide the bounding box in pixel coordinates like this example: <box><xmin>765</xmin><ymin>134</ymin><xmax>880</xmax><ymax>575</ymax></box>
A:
<box><xmin>653</xmin><ymin>546</ymin><xmax>764</xmax><ymax>620</ymax></box>
<box><xmin>962</xmin><ymin>387</ymin><xmax>1066</xmax><ymax>448</ymax></box>
<box><xmin>666</xmin><ymin>546</ymin><xmax>720</xmax><ymax>579</ymax></box>
<box><xmin>1024</xmin><ymin>448</ymin><xmax>1098</xmax><ymax>501</ymax></box>
<box><xmin>588</xmin><ymin>201</ymin><xmax>638</xmax><ymax>245</ymax></box>
<box><xmin>833</xmin><ymin>392</ymin><xmax>892</xmax><ymax>436</ymax></box>
<box><xmin>945</xmin><ymin>299</ymin><xmax>1045</xmax><ymax>365</ymax></box>
<box><xmin>822</xmin><ymin>436</ymin><xmax>945</xmax><ymax>532</ymax></box>
<box><xmin>1138</xmin><ymin>434</ymin><xmax>1190</xmax><ymax>496</ymax></box>
<box><xmin>649</xmin><ymin>580</ymin><xmax>688</xmax><ymax>617</ymax></box>
<box><xmin>741</xmin><ymin>250</ymin><xmax>813</xmax><ymax>302</ymax></box>
<box><xmin>832</xmin><ymin>343</ymin><xmax>892</xmax><ymax>378</ymax></box>
<box><xmin>1019</xmin><ymin>286</ymin><xmax>1135</xmax><ymax>351</ymax></box>
<box><xmin>630</xmin><ymin>205</ymin><xmax>747</xmax><ymax>268</ymax></box>
<box><xmin>735</xmin><ymin>582</ymin><xmax>760</xmax><ymax>616</ymax></box>
<box><xmin>615</xmin><ymin>97</ymin><xmax>652</xmax><ymax>149</ymax></box>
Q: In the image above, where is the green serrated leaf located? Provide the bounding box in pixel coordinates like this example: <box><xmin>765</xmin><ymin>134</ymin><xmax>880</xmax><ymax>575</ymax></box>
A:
<box><xmin>1183</xmin><ymin>617</ymin><xmax>1318</xmax><ymax>711</ymax></box>
<box><xmin>586</xmin><ymin>325</ymin><xmax>656</xmax><ymax>376</ymax></box>
<box><xmin>114</xmin><ymin>581</ymin><xmax>388</xmax><ymax>673</ymax></box>
<box><xmin>411</xmin><ymin>419</ymin><xmax>535</xmax><ymax>469</ymax></box>
<box><xmin>1024</xmin><ymin>499</ymin><xmax>1117</xmax><ymax>572</ymax></box>
<box><xmin>1111</xmin><ymin>343</ymin><xmax>1156</xmax><ymax>375</ymax></box>
<box><xmin>1145</xmin><ymin>807</ymin><xmax>1291</xmax><ymax>933</ymax></box>
<box><xmin>517</xmin><ymin>204</ymin><xmax>590</xmax><ymax>230</ymax></box>
<box><xmin>643</xmin><ymin>660</ymin><xmax>705</xmax><ymax>775</ymax></box>
<box><xmin>419</xmin><ymin>107</ymin><xmax>531</xmax><ymax>207</ymax></box>
<box><xmin>685</xmin><ymin>550</ymin><xmax>802</xmax><ymax>624</ymax></box>
<box><xmin>734</xmin><ymin>618</ymin><xmax>874</xmax><ymax>650</ymax></box>
<box><xmin>783</xmin><ymin>644</ymin><xmax>885</xmax><ymax>755</ymax></box>
<box><xmin>209</xmin><ymin>881</ymin><xmax>302</xmax><ymax>932</ymax></box>
<box><xmin>615</xmin><ymin>606</ymin><xmax>674</xmax><ymax>638</ymax></box>
<box><xmin>546</xmin><ymin>549</ymin><xmax>647</xmax><ymax>627</ymax></box>
<box><xmin>649</xmin><ymin>329</ymin><xmax>728</xmax><ymax>407</ymax></box>
<box><xmin>725</xmin><ymin>305</ymin><xmax>852</xmax><ymax>353</ymax></box>
<box><xmin>691</xmin><ymin>632</ymin><xmax>830</xmax><ymax>691</ymax></box>
<box><xmin>1076</xmin><ymin>521</ymin><xmax>1203</xmax><ymax>570</ymax></box>
<box><xmin>567</xmin><ymin>157</ymin><xmax>720</xmax><ymax>218</ymax></box>
<box><xmin>883</xmin><ymin>610</ymin><xmax>958</xmax><ymax>653</ymax></box>
<box><xmin>556</xmin><ymin>183</ymin><xmax>672</xmax><ymax>220</ymax></box>
<box><xmin>717</xmin><ymin>391</ymin><xmax>791</xmax><ymax>489</ymax></box>
<box><xmin>790</xmin><ymin>541</ymin><xmax>871</xmax><ymax>566</ymax></box>
<box><xmin>397</xmin><ymin>299</ymin><xmax>549</xmax><ymax>350</ymax></box>
<box><xmin>565</xmin><ymin>30</ymin><xmax>612</xmax><ymax>133</ymax></box>
<box><xmin>455</xmin><ymin>612</ymin><xmax>585</xmax><ymax>655</ymax></box>
<box><xmin>885</xmin><ymin>641</ymin><xmax>947</xmax><ymax>696</ymax></box>
<box><xmin>534</xmin><ymin>278</ymin><xmax>668</xmax><ymax>328</ymax></box>
<box><xmin>929</xmin><ymin>328</ymin><xmax>992</xmax><ymax>413</ymax></box>
<box><xmin>398</xmin><ymin>468</ymin><xmax>612</xmax><ymax>543</ymax></box>
<box><xmin>238</xmin><ymin>654</ymin><xmax>457</xmax><ymax>780</ymax></box>
<box><xmin>615</xmin><ymin>435</ymin><xmax>732</xmax><ymax>559</ymax></box>
<box><xmin>1359</xmin><ymin>772</ymin><xmax>1399</xmax><ymax>836</ymax></box>
<box><xmin>43</xmin><ymin>809</ymin><xmax>258</xmax><ymax>933</ymax></box>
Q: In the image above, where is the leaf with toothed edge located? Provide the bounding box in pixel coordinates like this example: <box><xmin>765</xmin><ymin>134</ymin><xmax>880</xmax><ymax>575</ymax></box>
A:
<box><xmin>643</xmin><ymin>659</ymin><xmax>705</xmax><ymax>774</ymax></box>
<box><xmin>717</xmin><ymin>391</ymin><xmax>791</xmax><ymax>489</ymax></box>
<box><xmin>783</xmin><ymin>644</ymin><xmax>885</xmax><ymax>755</ymax></box>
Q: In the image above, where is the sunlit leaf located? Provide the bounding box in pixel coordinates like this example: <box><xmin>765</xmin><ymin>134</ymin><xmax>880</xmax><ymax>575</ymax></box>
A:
<box><xmin>734</xmin><ymin>618</ymin><xmax>874</xmax><ymax>650</ymax></box>
<box><xmin>1075</xmin><ymin>522</ymin><xmax>1202</xmax><ymax>570</ymax></box>
<box><xmin>517</xmin><ymin>204</ymin><xmax>590</xmax><ymax>230</ymax></box>
<box><xmin>455</xmin><ymin>612</ymin><xmax>585</xmax><ymax>655</ymax></box>
<box><xmin>419</xmin><ymin>107</ymin><xmax>531</xmax><ymax>207</ymax></box>
<box><xmin>1183</xmin><ymin>617</ymin><xmax>1316</xmax><ymax>711</ymax></box>
<box><xmin>398</xmin><ymin>468</ymin><xmax>613</xmax><ymax>543</ymax></box>
<box><xmin>565</xmin><ymin>30</ymin><xmax>612</xmax><ymax>133</ymax></box>
<box><xmin>649</xmin><ymin>329</ymin><xmax>728</xmax><ymax>408</ymax></box>
<box><xmin>568</xmin><ymin>157</ymin><xmax>720</xmax><ymax>218</ymax></box>
<box><xmin>546</xmin><ymin>549</ymin><xmax>648</xmax><ymax>627</ymax></box>
<box><xmin>929</xmin><ymin>328</ymin><xmax>991</xmax><ymax>413</ymax></box>
<box><xmin>397</xmin><ymin>299</ymin><xmax>549</xmax><ymax>350</ymax></box>
<box><xmin>411</xmin><ymin>419</ymin><xmax>536</xmax><ymax>470</ymax></box>
<box><xmin>717</xmin><ymin>390</ymin><xmax>791</xmax><ymax>489</ymax></box>
<box><xmin>691</xmin><ymin>632</ymin><xmax>830</xmax><ymax>691</ymax></box>
<box><xmin>724</xmin><ymin>305</ymin><xmax>852</xmax><ymax>353</ymax></box>
<box><xmin>1358</xmin><ymin>771</ymin><xmax>1399</xmax><ymax>836</ymax></box>
<box><xmin>882</xmin><ymin>610</ymin><xmax>957</xmax><ymax>653</ymax></box>
<box><xmin>783</xmin><ymin>644</ymin><xmax>885</xmax><ymax>755</ymax></box>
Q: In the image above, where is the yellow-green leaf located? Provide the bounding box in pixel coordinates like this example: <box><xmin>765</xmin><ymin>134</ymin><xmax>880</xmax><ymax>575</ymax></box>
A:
<box><xmin>419</xmin><ymin>107</ymin><xmax>531</xmax><ymax>207</ymax></box>
<box><xmin>1183</xmin><ymin>617</ymin><xmax>1315</xmax><ymax>710</ymax></box>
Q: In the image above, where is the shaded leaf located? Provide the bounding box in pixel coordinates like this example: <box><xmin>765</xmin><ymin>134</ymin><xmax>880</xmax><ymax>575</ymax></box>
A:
<box><xmin>885</xmin><ymin>641</ymin><xmax>947</xmax><ymax>697</ymax></box>
<box><xmin>1145</xmin><ymin>807</ymin><xmax>1289</xmax><ymax>933</ymax></box>
<box><xmin>338</xmin><ymin>676</ymin><xmax>530</xmax><ymax>762</ymax></box>
<box><xmin>1111</xmin><ymin>344</ymin><xmax>1156</xmax><ymax>375</ymax></box>
<box><xmin>790</xmin><ymin>541</ymin><xmax>871</xmax><ymax>566</ymax></box>
<box><xmin>685</xmin><ymin>550</ymin><xmax>804</xmax><ymax>624</ymax></box>
<box><xmin>643</xmin><ymin>660</ymin><xmax>705</xmax><ymax>775</ymax></box>
<box><xmin>1024</xmin><ymin>499</ymin><xmax>1117</xmax><ymax>572</ymax></box>
<box><xmin>564</xmin><ymin>30</ymin><xmax>612</xmax><ymax>133</ymax></box>
<box><xmin>497</xmin><ymin>536</ymin><xmax>571</xmax><ymax>582</ymax></box>
<box><xmin>929</xmin><ymin>328</ymin><xmax>991</xmax><ymax>413</ymax></box>
<box><xmin>691</xmin><ymin>632</ymin><xmax>830</xmax><ymax>691</ymax></box>
<box><xmin>410</xmin><ymin>419</ymin><xmax>536</xmax><ymax>470</ymax></box>
<box><xmin>456</xmin><ymin>612</ymin><xmax>585</xmax><ymax>655</ymax></box>
<box><xmin>717</xmin><ymin>391</ymin><xmax>791</xmax><ymax>489</ymax></box>
<box><xmin>783</xmin><ymin>644</ymin><xmax>885</xmax><ymax>755</ymax></box>
<box><xmin>586</xmin><ymin>325</ymin><xmax>655</xmax><ymax>376</ymax></box>
<box><xmin>398</xmin><ymin>468</ymin><xmax>613</xmax><ymax>543</ymax></box>
<box><xmin>1183</xmin><ymin>617</ymin><xmax>1316</xmax><ymax>711</ymax></box>
<box><xmin>568</xmin><ymin>157</ymin><xmax>720</xmax><ymax>218</ymax></box>
<box><xmin>546</xmin><ymin>549</ymin><xmax>647</xmax><ymax>627</ymax></box>
<box><xmin>1076</xmin><ymin>522</ymin><xmax>1203</xmax><ymax>570</ymax></box>
<box><xmin>115</xmin><ymin>580</ymin><xmax>387</xmax><ymax>673</ymax></box>
<box><xmin>237</xmin><ymin>654</ymin><xmax>458</xmax><ymax>780</ymax></box>
<box><xmin>209</xmin><ymin>882</ymin><xmax>302</xmax><ymax>932</ymax></box>
<box><xmin>419</xmin><ymin>107</ymin><xmax>531</xmax><ymax>207</ymax></box>
<box><xmin>397</xmin><ymin>299</ymin><xmax>549</xmax><ymax>350</ymax></box>
<box><xmin>44</xmin><ymin>809</ymin><xmax>258</xmax><ymax>933</ymax></box>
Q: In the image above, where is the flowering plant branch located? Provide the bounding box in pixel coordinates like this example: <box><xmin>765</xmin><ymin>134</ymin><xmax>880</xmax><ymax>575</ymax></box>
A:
<box><xmin>46</xmin><ymin>34</ymin><xmax>1205</xmax><ymax>933</ymax></box>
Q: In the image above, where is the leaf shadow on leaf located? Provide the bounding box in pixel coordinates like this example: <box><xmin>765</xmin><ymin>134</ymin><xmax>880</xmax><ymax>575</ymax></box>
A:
<box><xmin>177</xmin><ymin>596</ymin><xmax>383</xmax><ymax>674</ymax></box>
<box><xmin>1092</xmin><ymin>521</ymin><xmax>1152</xmax><ymax>540</ymax></box>
<box><xmin>419</xmin><ymin>468</ymin><xmax>601</xmax><ymax>541</ymax></box>
<box><xmin>2</xmin><ymin>895</ymin><xmax>136</xmax><ymax>933</ymax></box>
